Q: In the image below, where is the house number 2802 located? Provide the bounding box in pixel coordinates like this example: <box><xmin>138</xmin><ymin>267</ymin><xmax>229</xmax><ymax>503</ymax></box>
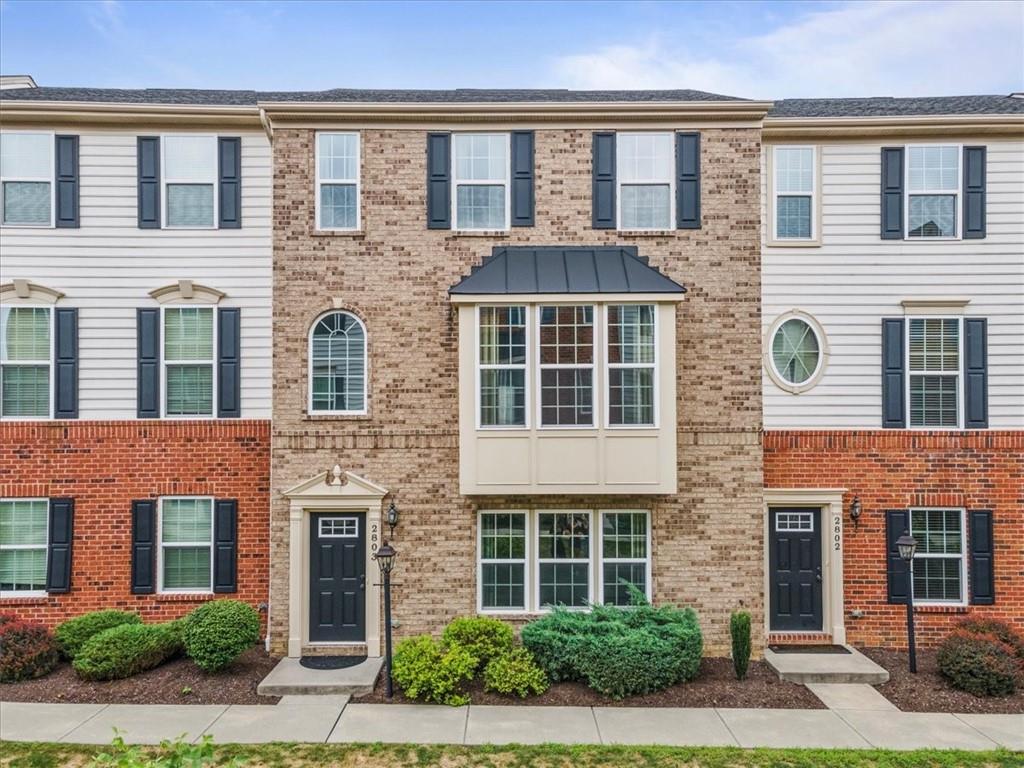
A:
<box><xmin>370</xmin><ymin>522</ymin><xmax>379</xmax><ymax>553</ymax></box>
<box><xmin>833</xmin><ymin>517</ymin><xmax>842</xmax><ymax>551</ymax></box>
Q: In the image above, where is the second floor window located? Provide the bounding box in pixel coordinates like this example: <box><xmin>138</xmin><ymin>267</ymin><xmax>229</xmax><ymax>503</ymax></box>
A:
<box><xmin>479</xmin><ymin>306</ymin><xmax>526</xmax><ymax>426</ymax></box>
<box><xmin>908</xmin><ymin>317</ymin><xmax>959</xmax><ymax>428</ymax></box>
<box><xmin>309</xmin><ymin>311</ymin><xmax>367</xmax><ymax>414</ymax></box>
<box><xmin>0</xmin><ymin>306</ymin><xmax>51</xmax><ymax>418</ymax></box>
<box><xmin>539</xmin><ymin>306</ymin><xmax>594</xmax><ymax>427</ymax></box>
<box><xmin>617</xmin><ymin>133</ymin><xmax>673</xmax><ymax>230</ymax></box>
<box><xmin>0</xmin><ymin>132</ymin><xmax>52</xmax><ymax>227</ymax></box>
<box><xmin>607</xmin><ymin>305</ymin><xmax>656</xmax><ymax>426</ymax></box>
<box><xmin>773</xmin><ymin>146</ymin><xmax>816</xmax><ymax>240</ymax></box>
<box><xmin>164</xmin><ymin>307</ymin><xmax>214</xmax><ymax>417</ymax></box>
<box><xmin>317</xmin><ymin>132</ymin><xmax>359</xmax><ymax>230</ymax></box>
<box><xmin>453</xmin><ymin>134</ymin><xmax>509</xmax><ymax>230</ymax></box>
<box><xmin>163</xmin><ymin>135</ymin><xmax>217</xmax><ymax>228</ymax></box>
<box><xmin>907</xmin><ymin>145</ymin><xmax>959</xmax><ymax>238</ymax></box>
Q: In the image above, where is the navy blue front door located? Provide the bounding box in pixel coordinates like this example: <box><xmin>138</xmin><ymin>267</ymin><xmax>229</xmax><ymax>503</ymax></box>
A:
<box><xmin>769</xmin><ymin>507</ymin><xmax>823</xmax><ymax>632</ymax></box>
<box><xmin>309</xmin><ymin>513</ymin><xmax>365</xmax><ymax>642</ymax></box>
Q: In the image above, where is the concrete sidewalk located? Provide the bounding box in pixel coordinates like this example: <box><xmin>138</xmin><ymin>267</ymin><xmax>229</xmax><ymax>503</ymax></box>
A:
<box><xmin>1</xmin><ymin>699</ymin><xmax>1020</xmax><ymax>750</ymax></box>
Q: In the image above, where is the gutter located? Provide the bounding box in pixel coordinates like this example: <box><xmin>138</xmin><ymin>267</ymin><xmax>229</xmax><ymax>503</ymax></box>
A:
<box><xmin>763</xmin><ymin>113</ymin><xmax>1024</xmax><ymax>138</ymax></box>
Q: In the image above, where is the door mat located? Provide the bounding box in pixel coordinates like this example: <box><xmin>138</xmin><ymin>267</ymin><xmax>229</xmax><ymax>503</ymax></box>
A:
<box><xmin>769</xmin><ymin>644</ymin><xmax>851</xmax><ymax>654</ymax></box>
<box><xmin>299</xmin><ymin>655</ymin><xmax>368</xmax><ymax>670</ymax></box>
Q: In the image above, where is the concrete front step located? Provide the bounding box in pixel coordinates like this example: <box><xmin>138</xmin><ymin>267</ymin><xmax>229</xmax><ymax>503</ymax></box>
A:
<box><xmin>257</xmin><ymin>657</ymin><xmax>383</xmax><ymax>697</ymax></box>
<box><xmin>764</xmin><ymin>645</ymin><xmax>889</xmax><ymax>684</ymax></box>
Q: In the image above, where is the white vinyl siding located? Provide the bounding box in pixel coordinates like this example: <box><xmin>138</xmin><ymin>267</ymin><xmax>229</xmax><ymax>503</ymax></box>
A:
<box><xmin>316</xmin><ymin>132</ymin><xmax>360</xmax><ymax>231</ymax></box>
<box><xmin>0</xmin><ymin>305</ymin><xmax>52</xmax><ymax>419</ymax></box>
<box><xmin>0</xmin><ymin>130</ymin><xmax>272</xmax><ymax>419</ymax></box>
<box><xmin>762</xmin><ymin>138</ymin><xmax>1024</xmax><ymax>429</ymax></box>
<box><xmin>0</xmin><ymin>499</ymin><xmax>48</xmax><ymax>596</ymax></box>
<box><xmin>158</xmin><ymin>497</ymin><xmax>213</xmax><ymax>593</ymax></box>
<box><xmin>0</xmin><ymin>132</ymin><xmax>53</xmax><ymax>227</ymax></box>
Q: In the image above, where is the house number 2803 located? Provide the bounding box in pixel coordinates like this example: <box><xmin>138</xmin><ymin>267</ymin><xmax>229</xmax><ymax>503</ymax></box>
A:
<box><xmin>370</xmin><ymin>522</ymin><xmax>379</xmax><ymax>553</ymax></box>
<box><xmin>833</xmin><ymin>517</ymin><xmax>842</xmax><ymax>551</ymax></box>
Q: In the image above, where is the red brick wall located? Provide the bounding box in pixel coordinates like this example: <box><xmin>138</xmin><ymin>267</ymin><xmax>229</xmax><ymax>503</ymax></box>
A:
<box><xmin>765</xmin><ymin>430</ymin><xmax>1024</xmax><ymax>648</ymax></box>
<box><xmin>0</xmin><ymin>420</ymin><xmax>270</xmax><ymax>630</ymax></box>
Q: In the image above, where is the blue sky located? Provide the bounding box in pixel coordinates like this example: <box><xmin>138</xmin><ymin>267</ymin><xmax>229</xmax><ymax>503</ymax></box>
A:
<box><xmin>2</xmin><ymin>0</ymin><xmax>1021</xmax><ymax>98</ymax></box>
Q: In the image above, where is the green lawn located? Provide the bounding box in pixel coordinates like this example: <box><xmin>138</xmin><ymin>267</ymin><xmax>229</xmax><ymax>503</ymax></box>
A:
<box><xmin>1</xmin><ymin>742</ymin><xmax>1020</xmax><ymax>768</ymax></box>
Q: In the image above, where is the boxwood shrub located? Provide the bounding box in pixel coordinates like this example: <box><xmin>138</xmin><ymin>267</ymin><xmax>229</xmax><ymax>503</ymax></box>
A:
<box><xmin>392</xmin><ymin>634</ymin><xmax>477</xmax><ymax>706</ymax></box>
<box><xmin>73</xmin><ymin>621</ymin><xmax>183</xmax><ymax>681</ymax></box>
<box><xmin>441</xmin><ymin>616</ymin><xmax>514</xmax><ymax>672</ymax></box>
<box><xmin>521</xmin><ymin>602</ymin><xmax>703</xmax><ymax>699</ymax></box>
<box><xmin>183</xmin><ymin>600</ymin><xmax>261</xmax><ymax>672</ymax></box>
<box><xmin>0</xmin><ymin>617</ymin><xmax>61</xmax><ymax>682</ymax></box>
<box><xmin>55</xmin><ymin>610</ymin><xmax>141</xmax><ymax>660</ymax></box>
<box><xmin>483</xmin><ymin>647</ymin><xmax>548</xmax><ymax>698</ymax></box>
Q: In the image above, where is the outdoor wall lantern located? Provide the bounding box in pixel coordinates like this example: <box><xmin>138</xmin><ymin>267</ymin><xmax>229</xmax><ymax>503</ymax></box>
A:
<box><xmin>386</xmin><ymin>500</ymin><xmax>400</xmax><ymax>539</ymax></box>
<box><xmin>374</xmin><ymin>541</ymin><xmax>398</xmax><ymax>699</ymax></box>
<box><xmin>896</xmin><ymin>530</ymin><xmax>918</xmax><ymax>674</ymax></box>
<box><xmin>849</xmin><ymin>496</ymin><xmax>862</xmax><ymax>527</ymax></box>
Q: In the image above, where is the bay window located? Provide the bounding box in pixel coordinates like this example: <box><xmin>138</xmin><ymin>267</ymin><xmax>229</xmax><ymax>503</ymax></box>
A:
<box><xmin>163</xmin><ymin>306</ymin><xmax>215</xmax><ymax>417</ymax></box>
<box><xmin>453</xmin><ymin>133</ymin><xmax>509</xmax><ymax>230</ymax></box>
<box><xmin>607</xmin><ymin>305</ymin><xmax>656</xmax><ymax>426</ymax></box>
<box><xmin>538</xmin><ymin>305</ymin><xmax>594</xmax><ymax>427</ymax></box>
<box><xmin>0</xmin><ymin>306</ymin><xmax>52</xmax><ymax>418</ymax></box>
<box><xmin>478</xmin><ymin>306</ymin><xmax>527</xmax><ymax>427</ymax></box>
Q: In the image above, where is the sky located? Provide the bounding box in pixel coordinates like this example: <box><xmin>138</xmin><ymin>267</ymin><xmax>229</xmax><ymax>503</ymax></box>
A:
<box><xmin>1</xmin><ymin>0</ymin><xmax>1022</xmax><ymax>99</ymax></box>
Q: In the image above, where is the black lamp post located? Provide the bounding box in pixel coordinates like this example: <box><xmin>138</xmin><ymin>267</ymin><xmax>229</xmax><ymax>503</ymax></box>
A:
<box><xmin>373</xmin><ymin>540</ymin><xmax>397</xmax><ymax>699</ymax></box>
<box><xmin>896</xmin><ymin>530</ymin><xmax>918</xmax><ymax>673</ymax></box>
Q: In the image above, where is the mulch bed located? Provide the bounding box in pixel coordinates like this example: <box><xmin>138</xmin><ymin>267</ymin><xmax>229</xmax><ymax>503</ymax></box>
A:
<box><xmin>0</xmin><ymin>647</ymin><xmax>280</xmax><ymax>706</ymax></box>
<box><xmin>358</xmin><ymin>657</ymin><xmax>824</xmax><ymax>708</ymax></box>
<box><xmin>861</xmin><ymin>647</ymin><xmax>1024</xmax><ymax>714</ymax></box>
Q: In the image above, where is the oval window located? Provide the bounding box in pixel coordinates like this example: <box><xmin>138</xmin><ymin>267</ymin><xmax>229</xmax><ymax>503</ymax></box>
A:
<box><xmin>771</xmin><ymin>318</ymin><xmax>821</xmax><ymax>386</ymax></box>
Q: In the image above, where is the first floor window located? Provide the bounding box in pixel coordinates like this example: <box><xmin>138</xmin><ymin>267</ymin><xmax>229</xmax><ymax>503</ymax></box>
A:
<box><xmin>601</xmin><ymin>511</ymin><xmax>649</xmax><ymax>606</ymax></box>
<box><xmin>1</xmin><ymin>305</ymin><xmax>51</xmax><ymax>418</ymax></box>
<box><xmin>0</xmin><ymin>499</ymin><xmax>48</xmax><ymax>594</ymax></box>
<box><xmin>538</xmin><ymin>511</ymin><xmax>591</xmax><ymax>607</ymax></box>
<box><xmin>309</xmin><ymin>311</ymin><xmax>367</xmax><ymax>414</ymax></box>
<box><xmin>1</xmin><ymin>132</ymin><xmax>53</xmax><ymax>226</ymax></box>
<box><xmin>160</xmin><ymin>497</ymin><xmax>213</xmax><ymax>592</ymax></box>
<box><xmin>908</xmin><ymin>317</ymin><xmax>959</xmax><ymax>428</ymax></box>
<box><xmin>163</xmin><ymin>135</ymin><xmax>216</xmax><ymax>228</ymax></box>
<box><xmin>607</xmin><ymin>305</ymin><xmax>656</xmax><ymax>426</ymax></box>
<box><xmin>479</xmin><ymin>511</ymin><xmax>527</xmax><ymax>610</ymax></box>
<box><xmin>164</xmin><ymin>306</ymin><xmax>214</xmax><ymax>416</ymax></box>
<box><xmin>910</xmin><ymin>508</ymin><xmax>964</xmax><ymax>603</ymax></box>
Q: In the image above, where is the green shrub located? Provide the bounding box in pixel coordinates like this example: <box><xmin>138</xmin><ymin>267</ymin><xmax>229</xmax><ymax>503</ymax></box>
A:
<box><xmin>441</xmin><ymin>616</ymin><xmax>514</xmax><ymax>672</ymax></box>
<box><xmin>730</xmin><ymin>610</ymin><xmax>752</xmax><ymax>681</ymax></box>
<box><xmin>937</xmin><ymin>629</ymin><xmax>1020</xmax><ymax>697</ymax></box>
<box><xmin>183</xmin><ymin>600</ymin><xmax>261</xmax><ymax>672</ymax></box>
<box><xmin>483</xmin><ymin>647</ymin><xmax>548</xmax><ymax>698</ymax></box>
<box><xmin>521</xmin><ymin>601</ymin><xmax>703</xmax><ymax>698</ymax></box>
<box><xmin>90</xmin><ymin>732</ymin><xmax>244</xmax><ymax>768</ymax></box>
<box><xmin>392</xmin><ymin>635</ymin><xmax>476</xmax><ymax>706</ymax></box>
<box><xmin>0</xmin><ymin>618</ymin><xmax>60</xmax><ymax>682</ymax></box>
<box><xmin>73</xmin><ymin>622</ymin><xmax>183</xmax><ymax>681</ymax></box>
<box><xmin>956</xmin><ymin>617</ymin><xmax>1024</xmax><ymax>660</ymax></box>
<box><xmin>55</xmin><ymin>610</ymin><xmax>141</xmax><ymax>660</ymax></box>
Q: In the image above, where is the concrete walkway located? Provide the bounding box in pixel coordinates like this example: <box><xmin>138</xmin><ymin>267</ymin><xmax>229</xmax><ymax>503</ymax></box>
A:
<box><xmin>1</xmin><ymin>699</ymin><xmax>1020</xmax><ymax>750</ymax></box>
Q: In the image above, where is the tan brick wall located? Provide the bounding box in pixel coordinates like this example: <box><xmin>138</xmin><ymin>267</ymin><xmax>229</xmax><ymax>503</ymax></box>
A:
<box><xmin>271</xmin><ymin>126</ymin><xmax>763</xmax><ymax>656</ymax></box>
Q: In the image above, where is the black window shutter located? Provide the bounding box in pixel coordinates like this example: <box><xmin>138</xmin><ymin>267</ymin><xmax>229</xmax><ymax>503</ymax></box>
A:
<box><xmin>137</xmin><ymin>308</ymin><xmax>160</xmax><ymax>418</ymax></box>
<box><xmin>54</xmin><ymin>135</ymin><xmax>79</xmax><ymax>228</ymax></box>
<box><xmin>53</xmin><ymin>308</ymin><xmax>79</xmax><ymax>419</ymax></box>
<box><xmin>218</xmin><ymin>137</ymin><xmax>242</xmax><ymax>229</ymax></box>
<box><xmin>963</xmin><ymin>146</ymin><xmax>986</xmax><ymax>239</ymax></box>
<box><xmin>592</xmin><ymin>132</ymin><xmax>616</xmax><ymax>229</ymax></box>
<box><xmin>510</xmin><ymin>131</ymin><xmax>535</xmax><ymax>227</ymax></box>
<box><xmin>426</xmin><ymin>133</ymin><xmax>451</xmax><ymax>229</ymax></box>
<box><xmin>963</xmin><ymin>317</ymin><xmax>988</xmax><ymax>429</ymax></box>
<box><xmin>969</xmin><ymin>510</ymin><xmax>995</xmax><ymax>605</ymax></box>
<box><xmin>131</xmin><ymin>500</ymin><xmax>156</xmax><ymax>594</ymax></box>
<box><xmin>676</xmin><ymin>132</ymin><xmax>700</xmax><ymax>229</ymax></box>
<box><xmin>46</xmin><ymin>498</ymin><xmax>74</xmax><ymax>593</ymax></box>
<box><xmin>881</xmin><ymin>147</ymin><xmax>904</xmax><ymax>239</ymax></box>
<box><xmin>217</xmin><ymin>307</ymin><xmax>241</xmax><ymax>418</ymax></box>
<box><xmin>881</xmin><ymin>318</ymin><xmax>906</xmax><ymax>428</ymax></box>
<box><xmin>137</xmin><ymin>136</ymin><xmax>161</xmax><ymax>229</ymax></box>
<box><xmin>213</xmin><ymin>499</ymin><xmax>238</xmax><ymax>593</ymax></box>
<box><xmin>886</xmin><ymin>509</ymin><xmax>910</xmax><ymax>604</ymax></box>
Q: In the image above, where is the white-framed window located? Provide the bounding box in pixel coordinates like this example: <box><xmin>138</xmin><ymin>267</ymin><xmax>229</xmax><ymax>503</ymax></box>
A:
<box><xmin>906</xmin><ymin>144</ymin><xmax>960</xmax><ymax>239</ymax></box>
<box><xmin>162</xmin><ymin>134</ymin><xmax>217</xmax><ymax>229</ymax></box>
<box><xmin>319</xmin><ymin>517</ymin><xmax>359</xmax><ymax>538</ymax></box>
<box><xmin>600</xmin><ymin>510</ymin><xmax>651</xmax><ymax>606</ymax></box>
<box><xmin>0</xmin><ymin>305</ymin><xmax>53</xmax><ymax>419</ymax></box>
<box><xmin>617</xmin><ymin>132</ymin><xmax>674</xmax><ymax>230</ymax></box>
<box><xmin>163</xmin><ymin>306</ymin><xmax>216</xmax><ymax>418</ymax></box>
<box><xmin>0</xmin><ymin>498</ymin><xmax>48</xmax><ymax>596</ymax></box>
<box><xmin>775</xmin><ymin>511</ymin><xmax>815</xmax><ymax>532</ymax></box>
<box><xmin>606</xmin><ymin>304</ymin><xmax>656</xmax><ymax>427</ymax></box>
<box><xmin>158</xmin><ymin>497</ymin><xmax>214</xmax><ymax>593</ymax></box>
<box><xmin>767</xmin><ymin>311</ymin><xmax>826</xmax><ymax>393</ymax></box>
<box><xmin>478</xmin><ymin>305</ymin><xmax>528</xmax><ymax>428</ymax></box>
<box><xmin>908</xmin><ymin>317</ymin><xmax>961</xmax><ymax>428</ymax></box>
<box><xmin>772</xmin><ymin>145</ymin><xmax>816</xmax><ymax>240</ymax></box>
<box><xmin>309</xmin><ymin>310</ymin><xmax>367</xmax><ymax>415</ymax></box>
<box><xmin>909</xmin><ymin>508</ymin><xmax>966</xmax><ymax>605</ymax></box>
<box><xmin>538</xmin><ymin>305</ymin><xmax>595</xmax><ymax>427</ymax></box>
<box><xmin>476</xmin><ymin>508</ymin><xmax>651</xmax><ymax>613</ymax></box>
<box><xmin>478</xmin><ymin>511</ymin><xmax>528</xmax><ymax>611</ymax></box>
<box><xmin>452</xmin><ymin>133</ymin><xmax>510</xmax><ymax>231</ymax></box>
<box><xmin>316</xmin><ymin>132</ymin><xmax>360</xmax><ymax>231</ymax></box>
<box><xmin>0</xmin><ymin>131</ymin><xmax>54</xmax><ymax>227</ymax></box>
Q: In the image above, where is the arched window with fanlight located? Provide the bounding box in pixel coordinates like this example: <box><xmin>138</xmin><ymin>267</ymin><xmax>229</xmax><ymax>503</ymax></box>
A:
<box><xmin>309</xmin><ymin>311</ymin><xmax>367</xmax><ymax>414</ymax></box>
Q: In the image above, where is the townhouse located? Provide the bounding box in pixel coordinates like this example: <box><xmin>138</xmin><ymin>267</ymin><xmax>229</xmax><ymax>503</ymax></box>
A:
<box><xmin>0</xmin><ymin>80</ymin><xmax>273</xmax><ymax>625</ymax></box>
<box><xmin>1</xmin><ymin>79</ymin><xmax>1020</xmax><ymax>659</ymax></box>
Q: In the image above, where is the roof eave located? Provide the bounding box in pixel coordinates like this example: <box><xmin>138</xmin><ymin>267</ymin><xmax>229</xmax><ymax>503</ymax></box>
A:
<box><xmin>764</xmin><ymin>113</ymin><xmax>1024</xmax><ymax>138</ymax></box>
<box><xmin>0</xmin><ymin>100</ymin><xmax>262</xmax><ymax>127</ymax></box>
<box><xmin>449</xmin><ymin>290</ymin><xmax>687</xmax><ymax>303</ymax></box>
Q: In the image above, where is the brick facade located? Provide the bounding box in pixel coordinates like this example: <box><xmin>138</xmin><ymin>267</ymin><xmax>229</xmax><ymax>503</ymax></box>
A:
<box><xmin>0</xmin><ymin>420</ymin><xmax>270</xmax><ymax>629</ymax></box>
<box><xmin>271</xmin><ymin>126</ymin><xmax>764</xmax><ymax>656</ymax></box>
<box><xmin>765</xmin><ymin>430</ymin><xmax>1024</xmax><ymax>647</ymax></box>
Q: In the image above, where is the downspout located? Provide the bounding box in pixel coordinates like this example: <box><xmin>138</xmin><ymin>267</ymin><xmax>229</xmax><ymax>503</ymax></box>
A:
<box><xmin>259</xmin><ymin>106</ymin><xmax>274</xmax><ymax>143</ymax></box>
<box><xmin>259</xmin><ymin>102</ymin><xmax>272</xmax><ymax>654</ymax></box>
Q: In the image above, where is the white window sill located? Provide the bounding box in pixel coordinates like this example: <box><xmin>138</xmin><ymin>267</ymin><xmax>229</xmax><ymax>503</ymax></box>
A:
<box><xmin>616</xmin><ymin>229</ymin><xmax>676</xmax><ymax>237</ymax></box>
<box><xmin>0</xmin><ymin>591</ymin><xmax>48</xmax><ymax>600</ymax></box>
<box><xmin>451</xmin><ymin>230</ymin><xmax>510</xmax><ymax>238</ymax></box>
<box><xmin>766</xmin><ymin>239</ymin><xmax>821</xmax><ymax>248</ymax></box>
<box><xmin>312</xmin><ymin>229</ymin><xmax>365</xmax><ymax>238</ymax></box>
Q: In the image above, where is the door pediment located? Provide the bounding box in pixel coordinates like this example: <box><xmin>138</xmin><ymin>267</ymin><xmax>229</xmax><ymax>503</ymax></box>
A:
<box><xmin>283</xmin><ymin>465</ymin><xmax>389</xmax><ymax>501</ymax></box>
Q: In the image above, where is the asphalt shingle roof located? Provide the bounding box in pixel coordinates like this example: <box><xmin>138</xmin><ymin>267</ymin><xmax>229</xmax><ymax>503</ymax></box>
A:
<box><xmin>0</xmin><ymin>87</ymin><xmax>258</xmax><ymax>105</ymax></box>
<box><xmin>449</xmin><ymin>246</ymin><xmax>686</xmax><ymax>295</ymax></box>
<box><xmin>768</xmin><ymin>95</ymin><xmax>1024</xmax><ymax>118</ymax></box>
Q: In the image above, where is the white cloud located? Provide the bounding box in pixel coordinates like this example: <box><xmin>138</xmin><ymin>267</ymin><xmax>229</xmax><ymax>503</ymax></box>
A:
<box><xmin>550</xmin><ymin>1</ymin><xmax>1024</xmax><ymax>98</ymax></box>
